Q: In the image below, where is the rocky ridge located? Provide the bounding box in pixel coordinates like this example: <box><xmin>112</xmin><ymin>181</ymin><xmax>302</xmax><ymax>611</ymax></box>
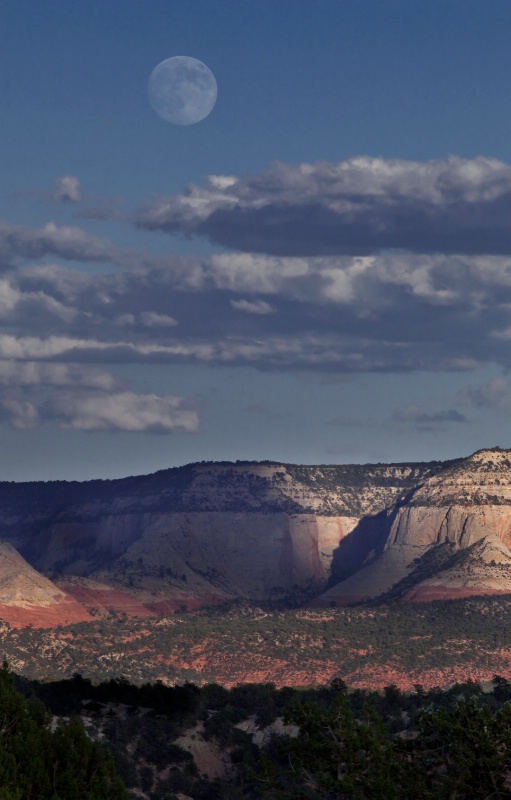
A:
<box><xmin>315</xmin><ymin>447</ymin><xmax>511</xmax><ymax>605</ymax></box>
<box><xmin>0</xmin><ymin>450</ymin><xmax>511</xmax><ymax>626</ymax></box>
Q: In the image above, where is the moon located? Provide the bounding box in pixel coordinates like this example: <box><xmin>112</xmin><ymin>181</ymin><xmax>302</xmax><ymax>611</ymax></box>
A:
<box><xmin>148</xmin><ymin>56</ymin><xmax>217</xmax><ymax>125</ymax></box>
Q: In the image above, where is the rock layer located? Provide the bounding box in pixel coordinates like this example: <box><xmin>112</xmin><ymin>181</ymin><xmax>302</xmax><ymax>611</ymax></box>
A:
<box><xmin>0</xmin><ymin>451</ymin><xmax>510</xmax><ymax>625</ymax></box>
<box><xmin>315</xmin><ymin>449</ymin><xmax>511</xmax><ymax>605</ymax></box>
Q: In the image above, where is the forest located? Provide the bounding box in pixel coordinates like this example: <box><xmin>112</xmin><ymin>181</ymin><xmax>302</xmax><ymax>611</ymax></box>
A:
<box><xmin>4</xmin><ymin>664</ymin><xmax>511</xmax><ymax>799</ymax></box>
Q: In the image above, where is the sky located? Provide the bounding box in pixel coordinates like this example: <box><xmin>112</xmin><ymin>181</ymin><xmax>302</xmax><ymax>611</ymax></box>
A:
<box><xmin>2</xmin><ymin>0</ymin><xmax>511</xmax><ymax>480</ymax></box>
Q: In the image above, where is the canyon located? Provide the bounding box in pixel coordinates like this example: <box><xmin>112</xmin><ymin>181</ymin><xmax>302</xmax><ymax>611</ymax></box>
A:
<box><xmin>0</xmin><ymin>447</ymin><xmax>510</xmax><ymax>628</ymax></box>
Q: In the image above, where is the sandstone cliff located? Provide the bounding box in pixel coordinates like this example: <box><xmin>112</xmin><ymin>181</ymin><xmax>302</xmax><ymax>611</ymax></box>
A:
<box><xmin>315</xmin><ymin>448</ymin><xmax>511</xmax><ymax>605</ymax></box>
<box><xmin>1</xmin><ymin>451</ymin><xmax>511</xmax><ymax>626</ymax></box>
<box><xmin>0</xmin><ymin>459</ymin><xmax>442</xmax><ymax>623</ymax></box>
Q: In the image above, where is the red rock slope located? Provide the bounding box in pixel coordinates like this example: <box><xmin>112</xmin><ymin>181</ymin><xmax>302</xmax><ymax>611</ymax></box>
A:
<box><xmin>0</xmin><ymin>542</ymin><xmax>91</xmax><ymax>628</ymax></box>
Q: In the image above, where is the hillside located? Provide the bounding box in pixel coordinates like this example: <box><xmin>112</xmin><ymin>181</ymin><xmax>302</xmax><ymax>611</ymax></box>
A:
<box><xmin>3</xmin><ymin>597</ymin><xmax>511</xmax><ymax>691</ymax></box>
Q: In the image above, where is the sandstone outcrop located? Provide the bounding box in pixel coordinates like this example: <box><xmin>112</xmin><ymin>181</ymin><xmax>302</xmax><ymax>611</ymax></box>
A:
<box><xmin>315</xmin><ymin>448</ymin><xmax>511</xmax><ymax>605</ymax></box>
<box><xmin>1</xmin><ymin>450</ymin><xmax>511</xmax><ymax>625</ymax></box>
<box><xmin>0</xmin><ymin>459</ymin><xmax>438</xmax><ymax>624</ymax></box>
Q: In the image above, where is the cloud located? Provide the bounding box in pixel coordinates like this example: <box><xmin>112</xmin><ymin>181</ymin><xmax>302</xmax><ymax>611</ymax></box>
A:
<box><xmin>0</xmin><ymin>220</ymin><xmax>127</xmax><ymax>269</ymax></box>
<box><xmin>113</xmin><ymin>312</ymin><xmax>178</xmax><ymax>328</ymax></box>
<box><xmin>393</xmin><ymin>404</ymin><xmax>467</xmax><ymax>430</ymax></box>
<box><xmin>0</xmin><ymin>248</ymin><xmax>506</xmax><ymax>376</ymax></box>
<box><xmin>4</xmin><ymin>216</ymin><xmax>511</xmax><ymax>378</ymax></box>
<box><xmin>0</xmin><ymin>361</ymin><xmax>119</xmax><ymax>390</ymax></box>
<box><xmin>0</xmin><ymin>219</ymin><xmax>199</xmax><ymax>276</ymax></box>
<box><xmin>135</xmin><ymin>155</ymin><xmax>511</xmax><ymax>256</ymax></box>
<box><xmin>455</xmin><ymin>377</ymin><xmax>511</xmax><ymax>412</ymax></box>
<box><xmin>54</xmin><ymin>176</ymin><xmax>81</xmax><ymax>203</ymax></box>
<box><xmin>0</xmin><ymin>397</ymin><xmax>40</xmax><ymax>430</ymax></box>
<box><xmin>49</xmin><ymin>391</ymin><xmax>199</xmax><ymax>433</ymax></box>
<box><xmin>230</xmin><ymin>298</ymin><xmax>275</xmax><ymax>315</ymax></box>
<box><xmin>138</xmin><ymin>311</ymin><xmax>178</xmax><ymax>327</ymax></box>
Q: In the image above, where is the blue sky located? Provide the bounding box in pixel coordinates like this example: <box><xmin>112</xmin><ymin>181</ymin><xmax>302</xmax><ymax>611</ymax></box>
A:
<box><xmin>1</xmin><ymin>0</ymin><xmax>511</xmax><ymax>479</ymax></box>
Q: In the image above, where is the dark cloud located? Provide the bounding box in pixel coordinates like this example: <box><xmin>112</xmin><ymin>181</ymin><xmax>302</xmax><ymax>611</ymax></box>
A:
<box><xmin>0</xmin><ymin>221</ymin><xmax>128</xmax><ymax>269</ymax></box>
<box><xmin>393</xmin><ymin>405</ymin><xmax>467</xmax><ymax>430</ymax></box>
<box><xmin>135</xmin><ymin>156</ymin><xmax>511</xmax><ymax>256</ymax></box>
<box><xmin>3</xmin><ymin>216</ymin><xmax>511</xmax><ymax>379</ymax></box>
<box><xmin>455</xmin><ymin>377</ymin><xmax>511</xmax><ymax>412</ymax></box>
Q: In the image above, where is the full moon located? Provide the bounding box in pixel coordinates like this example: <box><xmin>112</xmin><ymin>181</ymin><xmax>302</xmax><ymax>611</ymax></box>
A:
<box><xmin>148</xmin><ymin>56</ymin><xmax>217</xmax><ymax>125</ymax></box>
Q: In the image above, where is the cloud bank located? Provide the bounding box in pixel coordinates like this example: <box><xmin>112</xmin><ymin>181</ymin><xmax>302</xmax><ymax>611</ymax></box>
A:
<box><xmin>135</xmin><ymin>155</ymin><xmax>511</xmax><ymax>256</ymax></box>
<box><xmin>6</xmin><ymin>156</ymin><xmax>511</xmax><ymax>434</ymax></box>
<box><xmin>2</xmin><ymin>216</ymin><xmax>511</xmax><ymax>377</ymax></box>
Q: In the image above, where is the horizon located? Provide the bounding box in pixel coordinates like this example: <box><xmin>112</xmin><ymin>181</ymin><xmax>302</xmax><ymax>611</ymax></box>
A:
<box><xmin>2</xmin><ymin>443</ymin><xmax>508</xmax><ymax>485</ymax></box>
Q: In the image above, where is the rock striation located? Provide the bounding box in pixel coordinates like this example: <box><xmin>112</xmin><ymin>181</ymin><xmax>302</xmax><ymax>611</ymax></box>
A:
<box><xmin>314</xmin><ymin>448</ymin><xmax>511</xmax><ymax>605</ymax></box>
<box><xmin>1</xmin><ymin>450</ymin><xmax>511</xmax><ymax>625</ymax></box>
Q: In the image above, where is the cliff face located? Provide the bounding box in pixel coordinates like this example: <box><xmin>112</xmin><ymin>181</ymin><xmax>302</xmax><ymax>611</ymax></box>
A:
<box><xmin>2</xmin><ymin>451</ymin><xmax>511</xmax><ymax>626</ymax></box>
<box><xmin>23</xmin><ymin>511</ymin><xmax>357</xmax><ymax>605</ymax></box>
<box><xmin>0</xmin><ymin>460</ymin><xmax>440</xmax><ymax>623</ymax></box>
<box><xmin>315</xmin><ymin>449</ymin><xmax>511</xmax><ymax>606</ymax></box>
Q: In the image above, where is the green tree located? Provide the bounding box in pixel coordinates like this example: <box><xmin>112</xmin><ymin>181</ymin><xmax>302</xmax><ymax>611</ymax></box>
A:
<box><xmin>257</xmin><ymin>692</ymin><xmax>411</xmax><ymax>799</ymax></box>
<box><xmin>0</xmin><ymin>662</ymin><xmax>127</xmax><ymax>800</ymax></box>
<box><xmin>410</xmin><ymin>698</ymin><xmax>511</xmax><ymax>799</ymax></box>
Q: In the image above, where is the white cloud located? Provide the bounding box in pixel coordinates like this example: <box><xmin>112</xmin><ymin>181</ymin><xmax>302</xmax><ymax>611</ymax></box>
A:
<box><xmin>4</xmin><ymin>216</ymin><xmax>511</xmax><ymax>378</ymax></box>
<box><xmin>50</xmin><ymin>391</ymin><xmax>199</xmax><ymax>433</ymax></box>
<box><xmin>54</xmin><ymin>175</ymin><xmax>81</xmax><ymax>203</ymax></box>
<box><xmin>0</xmin><ymin>220</ymin><xmax>127</xmax><ymax>268</ymax></box>
<box><xmin>139</xmin><ymin>311</ymin><xmax>178</xmax><ymax>327</ymax></box>
<box><xmin>230</xmin><ymin>298</ymin><xmax>275</xmax><ymax>315</ymax></box>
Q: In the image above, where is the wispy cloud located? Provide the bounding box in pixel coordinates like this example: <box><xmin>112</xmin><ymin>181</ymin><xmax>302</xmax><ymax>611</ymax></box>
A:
<box><xmin>393</xmin><ymin>404</ymin><xmax>467</xmax><ymax>431</ymax></box>
<box><xmin>230</xmin><ymin>298</ymin><xmax>275</xmax><ymax>315</ymax></box>
<box><xmin>49</xmin><ymin>391</ymin><xmax>199</xmax><ymax>433</ymax></box>
<box><xmin>54</xmin><ymin>175</ymin><xmax>81</xmax><ymax>204</ymax></box>
<box><xmin>455</xmin><ymin>377</ymin><xmax>511</xmax><ymax>412</ymax></box>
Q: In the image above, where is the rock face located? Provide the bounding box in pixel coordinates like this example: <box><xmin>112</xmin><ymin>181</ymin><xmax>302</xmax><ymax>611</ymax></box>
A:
<box><xmin>314</xmin><ymin>448</ymin><xmax>511</xmax><ymax>605</ymax></box>
<box><xmin>0</xmin><ymin>460</ymin><xmax>441</xmax><ymax>624</ymax></box>
<box><xmin>1</xmin><ymin>450</ymin><xmax>511</xmax><ymax>626</ymax></box>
